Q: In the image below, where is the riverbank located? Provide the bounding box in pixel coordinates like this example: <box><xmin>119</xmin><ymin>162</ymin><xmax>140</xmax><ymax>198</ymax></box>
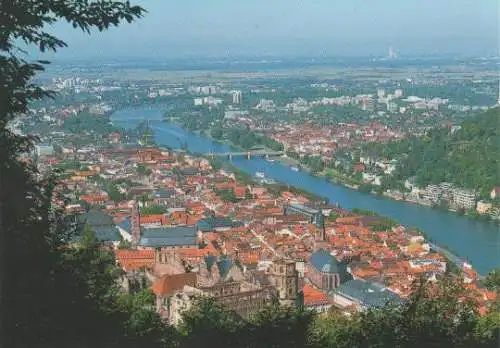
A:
<box><xmin>188</xmin><ymin>147</ymin><xmax>482</xmax><ymax>275</ymax></box>
<box><xmin>291</xmin><ymin>159</ymin><xmax>500</xmax><ymax>226</ymax></box>
<box><xmin>111</xmin><ymin>107</ymin><xmax>499</xmax><ymax>274</ymax></box>
<box><xmin>168</xmin><ymin>117</ymin><xmax>499</xmax><ymax>225</ymax></box>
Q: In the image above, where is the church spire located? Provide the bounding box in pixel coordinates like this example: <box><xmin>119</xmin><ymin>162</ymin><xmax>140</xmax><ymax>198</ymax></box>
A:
<box><xmin>131</xmin><ymin>199</ymin><xmax>141</xmax><ymax>245</ymax></box>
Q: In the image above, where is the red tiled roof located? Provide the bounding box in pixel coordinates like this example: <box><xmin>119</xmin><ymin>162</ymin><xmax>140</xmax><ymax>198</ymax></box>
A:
<box><xmin>303</xmin><ymin>283</ymin><xmax>329</xmax><ymax>306</ymax></box>
<box><xmin>215</xmin><ymin>182</ymin><xmax>234</xmax><ymax>190</ymax></box>
<box><xmin>180</xmin><ymin>248</ymin><xmax>208</xmax><ymax>259</ymax></box>
<box><xmin>140</xmin><ymin>214</ymin><xmax>170</xmax><ymax>225</ymax></box>
<box><xmin>180</xmin><ymin>243</ymin><xmax>219</xmax><ymax>259</ymax></box>
<box><xmin>152</xmin><ymin>272</ymin><xmax>197</xmax><ymax>296</ymax></box>
<box><xmin>115</xmin><ymin>249</ymin><xmax>155</xmax><ymax>272</ymax></box>
<box><xmin>80</xmin><ymin>194</ymin><xmax>108</xmax><ymax>204</ymax></box>
<box><xmin>204</xmin><ymin>242</ymin><xmax>219</xmax><ymax>255</ymax></box>
<box><xmin>186</xmin><ymin>201</ymin><xmax>205</xmax><ymax>209</ymax></box>
<box><xmin>203</xmin><ymin>232</ymin><xmax>219</xmax><ymax>242</ymax></box>
<box><xmin>187</xmin><ymin>215</ymin><xmax>202</xmax><ymax>225</ymax></box>
<box><xmin>234</xmin><ymin>186</ymin><xmax>246</xmax><ymax>198</ymax></box>
<box><xmin>265</xmin><ymin>207</ymin><xmax>282</xmax><ymax>215</ymax></box>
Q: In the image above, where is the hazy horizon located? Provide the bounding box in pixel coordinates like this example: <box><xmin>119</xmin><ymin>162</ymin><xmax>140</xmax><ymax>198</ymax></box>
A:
<box><xmin>30</xmin><ymin>0</ymin><xmax>499</xmax><ymax>61</ymax></box>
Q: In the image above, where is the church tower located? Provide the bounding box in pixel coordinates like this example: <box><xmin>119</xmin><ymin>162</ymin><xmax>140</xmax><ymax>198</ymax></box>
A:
<box><xmin>313</xmin><ymin>209</ymin><xmax>327</xmax><ymax>251</ymax></box>
<box><xmin>315</xmin><ymin>209</ymin><xmax>326</xmax><ymax>239</ymax></box>
<box><xmin>131</xmin><ymin>200</ymin><xmax>141</xmax><ymax>245</ymax></box>
<box><xmin>270</xmin><ymin>258</ymin><xmax>298</xmax><ymax>306</ymax></box>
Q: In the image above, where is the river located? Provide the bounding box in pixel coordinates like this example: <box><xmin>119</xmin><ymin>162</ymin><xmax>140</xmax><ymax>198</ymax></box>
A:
<box><xmin>110</xmin><ymin>106</ymin><xmax>500</xmax><ymax>274</ymax></box>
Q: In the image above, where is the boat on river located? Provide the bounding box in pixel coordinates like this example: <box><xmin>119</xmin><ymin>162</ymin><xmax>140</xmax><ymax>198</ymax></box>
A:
<box><xmin>290</xmin><ymin>166</ymin><xmax>299</xmax><ymax>172</ymax></box>
<box><xmin>255</xmin><ymin>171</ymin><xmax>265</xmax><ymax>178</ymax></box>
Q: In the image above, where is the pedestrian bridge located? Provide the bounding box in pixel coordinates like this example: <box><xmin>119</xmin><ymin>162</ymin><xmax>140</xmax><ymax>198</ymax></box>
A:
<box><xmin>203</xmin><ymin>150</ymin><xmax>284</xmax><ymax>159</ymax></box>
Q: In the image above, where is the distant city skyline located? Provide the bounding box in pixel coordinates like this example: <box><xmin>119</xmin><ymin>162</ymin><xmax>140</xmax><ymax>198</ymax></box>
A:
<box><xmin>30</xmin><ymin>0</ymin><xmax>499</xmax><ymax>60</ymax></box>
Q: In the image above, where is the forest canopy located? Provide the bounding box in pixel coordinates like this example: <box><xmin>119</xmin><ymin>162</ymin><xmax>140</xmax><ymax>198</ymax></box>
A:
<box><xmin>362</xmin><ymin>107</ymin><xmax>500</xmax><ymax>197</ymax></box>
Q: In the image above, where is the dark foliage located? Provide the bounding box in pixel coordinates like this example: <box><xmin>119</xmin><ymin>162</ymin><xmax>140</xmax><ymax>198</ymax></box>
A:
<box><xmin>0</xmin><ymin>1</ymin><xmax>179</xmax><ymax>347</ymax></box>
<box><xmin>483</xmin><ymin>268</ymin><xmax>500</xmax><ymax>292</ymax></box>
<box><xmin>177</xmin><ymin>280</ymin><xmax>499</xmax><ymax>348</ymax></box>
<box><xmin>63</xmin><ymin>112</ymin><xmax>118</xmax><ymax>135</ymax></box>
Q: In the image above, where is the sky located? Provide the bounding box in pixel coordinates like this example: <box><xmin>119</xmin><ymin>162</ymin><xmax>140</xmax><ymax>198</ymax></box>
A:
<box><xmin>39</xmin><ymin>0</ymin><xmax>499</xmax><ymax>60</ymax></box>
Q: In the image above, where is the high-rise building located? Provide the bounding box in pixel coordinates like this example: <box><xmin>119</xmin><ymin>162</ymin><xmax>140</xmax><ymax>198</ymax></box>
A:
<box><xmin>232</xmin><ymin>90</ymin><xmax>242</xmax><ymax>104</ymax></box>
<box><xmin>200</xmin><ymin>86</ymin><xmax>211</xmax><ymax>95</ymax></box>
<box><xmin>377</xmin><ymin>89</ymin><xmax>385</xmax><ymax>98</ymax></box>
<box><xmin>388</xmin><ymin>45</ymin><xmax>398</xmax><ymax>60</ymax></box>
<box><xmin>394</xmin><ymin>89</ymin><xmax>403</xmax><ymax>98</ymax></box>
<box><xmin>361</xmin><ymin>97</ymin><xmax>374</xmax><ymax>112</ymax></box>
<box><xmin>497</xmin><ymin>80</ymin><xmax>500</xmax><ymax>105</ymax></box>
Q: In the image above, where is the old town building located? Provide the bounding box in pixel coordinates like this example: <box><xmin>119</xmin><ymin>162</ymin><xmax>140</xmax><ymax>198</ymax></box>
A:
<box><xmin>307</xmin><ymin>249</ymin><xmax>349</xmax><ymax>292</ymax></box>
<box><xmin>268</xmin><ymin>258</ymin><xmax>299</xmax><ymax>305</ymax></box>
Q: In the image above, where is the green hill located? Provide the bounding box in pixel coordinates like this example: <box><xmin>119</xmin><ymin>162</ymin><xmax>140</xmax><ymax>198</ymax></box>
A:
<box><xmin>363</xmin><ymin>107</ymin><xmax>500</xmax><ymax>198</ymax></box>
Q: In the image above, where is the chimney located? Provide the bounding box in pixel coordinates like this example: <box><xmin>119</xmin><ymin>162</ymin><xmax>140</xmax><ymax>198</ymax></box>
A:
<box><xmin>131</xmin><ymin>200</ymin><xmax>141</xmax><ymax>245</ymax></box>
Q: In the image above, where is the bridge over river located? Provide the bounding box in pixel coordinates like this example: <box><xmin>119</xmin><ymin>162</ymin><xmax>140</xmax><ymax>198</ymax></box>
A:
<box><xmin>203</xmin><ymin>150</ymin><xmax>284</xmax><ymax>159</ymax></box>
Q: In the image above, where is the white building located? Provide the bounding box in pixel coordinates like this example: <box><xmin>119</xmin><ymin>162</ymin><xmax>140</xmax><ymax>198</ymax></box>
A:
<box><xmin>414</xmin><ymin>101</ymin><xmax>427</xmax><ymax>110</ymax></box>
<box><xmin>360</xmin><ymin>97</ymin><xmax>374</xmax><ymax>111</ymax></box>
<box><xmin>377</xmin><ymin>89</ymin><xmax>385</xmax><ymax>98</ymax></box>
<box><xmin>394</xmin><ymin>89</ymin><xmax>403</xmax><ymax>98</ymax></box>
<box><xmin>404</xmin><ymin>178</ymin><xmax>415</xmax><ymax>191</ymax></box>
<box><xmin>204</xmin><ymin>96</ymin><xmax>223</xmax><ymax>106</ymax></box>
<box><xmin>387</xmin><ymin>102</ymin><xmax>398</xmax><ymax>113</ymax></box>
<box><xmin>194</xmin><ymin>96</ymin><xmax>223</xmax><ymax>107</ymax></box>
<box><xmin>200</xmin><ymin>86</ymin><xmax>211</xmax><ymax>95</ymax></box>
<box><xmin>232</xmin><ymin>90</ymin><xmax>242</xmax><ymax>104</ymax></box>
<box><xmin>35</xmin><ymin>144</ymin><xmax>54</xmax><ymax>157</ymax></box>
<box><xmin>423</xmin><ymin>185</ymin><xmax>440</xmax><ymax>202</ymax></box>
<box><xmin>224</xmin><ymin>109</ymin><xmax>249</xmax><ymax>119</ymax></box>
<box><xmin>408</xmin><ymin>259</ymin><xmax>446</xmax><ymax>273</ymax></box>
<box><xmin>388</xmin><ymin>46</ymin><xmax>398</xmax><ymax>60</ymax></box>
<box><xmin>452</xmin><ymin>188</ymin><xmax>477</xmax><ymax>210</ymax></box>
<box><xmin>405</xmin><ymin>96</ymin><xmax>424</xmax><ymax>103</ymax></box>
<box><xmin>476</xmin><ymin>201</ymin><xmax>492</xmax><ymax>214</ymax></box>
<box><xmin>362</xmin><ymin>173</ymin><xmax>382</xmax><ymax>186</ymax></box>
<box><xmin>256</xmin><ymin>99</ymin><xmax>276</xmax><ymax>112</ymax></box>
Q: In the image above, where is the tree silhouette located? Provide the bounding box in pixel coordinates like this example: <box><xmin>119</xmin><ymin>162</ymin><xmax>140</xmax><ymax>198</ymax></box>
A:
<box><xmin>0</xmin><ymin>2</ymin><xmax>166</xmax><ymax>347</ymax></box>
<box><xmin>484</xmin><ymin>268</ymin><xmax>500</xmax><ymax>292</ymax></box>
